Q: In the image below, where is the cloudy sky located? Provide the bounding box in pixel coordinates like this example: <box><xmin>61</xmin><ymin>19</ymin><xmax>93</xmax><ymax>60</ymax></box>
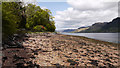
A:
<box><xmin>37</xmin><ymin>0</ymin><xmax>118</xmax><ymax>30</ymax></box>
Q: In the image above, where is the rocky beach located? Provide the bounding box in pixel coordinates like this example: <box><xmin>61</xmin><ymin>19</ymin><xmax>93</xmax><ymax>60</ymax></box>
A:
<box><xmin>2</xmin><ymin>33</ymin><xmax>120</xmax><ymax>67</ymax></box>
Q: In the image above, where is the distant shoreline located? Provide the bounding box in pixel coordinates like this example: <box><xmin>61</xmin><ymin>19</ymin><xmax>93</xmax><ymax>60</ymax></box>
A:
<box><xmin>59</xmin><ymin>33</ymin><xmax>120</xmax><ymax>50</ymax></box>
<box><xmin>60</xmin><ymin>32</ymin><xmax>119</xmax><ymax>44</ymax></box>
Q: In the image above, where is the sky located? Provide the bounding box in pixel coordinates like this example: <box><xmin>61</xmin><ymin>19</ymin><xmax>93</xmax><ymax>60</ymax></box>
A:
<box><xmin>23</xmin><ymin>0</ymin><xmax>119</xmax><ymax>30</ymax></box>
<box><xmin>38</xmin><ymin>2</ymin><xmax>70</xmax><ymax>16</ymax></box>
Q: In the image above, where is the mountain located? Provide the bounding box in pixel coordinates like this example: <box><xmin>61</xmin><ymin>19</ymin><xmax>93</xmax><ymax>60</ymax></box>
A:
<box><xmin>62</xmin><ymin>29</ymin><xmax>76</xmax><ymax>32</ymax></box>
<box><xmin>78</xmin><ymin>26</ymin><xmax>89</xmax><ymax>29</ymax></box>
<box><xmin>71</xmin><ymin>27</ymin><xmax>89</xmax><ymax>33</ymax></box>
<box><xmin>80</xmin><ymin>22</ymin><xmax>108</xmax><ymax>33</ymax></box>
<box><xmin>61</xmin><ymin>17</ymin><xmax>120</xmax><ymax>33</ymax></box>
<box><xmin>101</xmin><ymin>17</ymin><xmax>120</xmax><ymax>32</ymax></box>
<box><xmin>77</xmin><ymin>17</ymin><xmax>120</xmax><ymax>33</ymax></box>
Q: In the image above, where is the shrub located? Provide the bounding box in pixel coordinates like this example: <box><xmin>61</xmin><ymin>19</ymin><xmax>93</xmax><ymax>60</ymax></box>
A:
<box><xmin>33</xmin><ymin>25</ymin><xmax>47</xmax><ymax>32</ymax></box>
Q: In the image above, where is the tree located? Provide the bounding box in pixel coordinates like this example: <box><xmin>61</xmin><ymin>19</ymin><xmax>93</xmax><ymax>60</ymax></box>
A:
<box><xmin>2</xmin><ymin>2</ymin><xmax>23</xmax><ymax>39</ymax></box>
<box><xmin>24</xmin><ymin>4</ymin><xmax>56</xmax><ymax>32</ymax></box>
<box><xmin>2</xmin><ymin>2</ymin><xmax>56</xmax><ymax>40</ymax></box>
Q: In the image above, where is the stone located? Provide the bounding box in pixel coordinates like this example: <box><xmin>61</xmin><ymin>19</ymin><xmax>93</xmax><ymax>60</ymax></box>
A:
<box><xmin>2</xmin><ymin>33</ymin><xmax>119</xmax><ymax>67</ymax></box>
<box><xmin>16</xmin><ymin>63</ymin><xmax>24</xmax><ymax>67</ymax></box>
<box><xmin>73</xmin><ymin>49</ymin><xmax>78</xmax><ymax>52</ymax></box>
<box><xmin>34</xmin><ymin>52</ymin><xmax>38</xmax><ymax>55</ymax></box>
<box><xmin>3</xmin><ymin>57</ymin><xmax>7</xmax><ymax>62</ymax></box>
<box><xmin>90</xmin><ymin>60</ymin><xmax>98</xmax><ymax>66</ymax></box>
<box><xmin>13</xmin><ymin>55</ymin><xmax>25</xmax><ymax>60</ymax></box>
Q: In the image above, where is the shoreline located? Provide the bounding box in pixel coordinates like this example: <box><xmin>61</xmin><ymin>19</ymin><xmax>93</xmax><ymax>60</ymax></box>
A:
<box><xmin>60</xmin><ymin>32</ymin><xmax>119</xmax><ymax>44</ymax></box>
<box><xmin>61</xmin><ymin>33</ymin><xmax>119</xmax><ymax>44</ymax></box>
<box><xmin>60</xmin><ymin>33</ymin><xmax>120</xmax><ymax>51</ymax></box>
<box><xmin>2</xmin><ymin>32</ymin><xmax>120</xmax><ymax>67</ymax></box>
<box><xmin>60</xmin><ymin>34</ymin><xmax>120</xmax><ymax>49</ymax></box>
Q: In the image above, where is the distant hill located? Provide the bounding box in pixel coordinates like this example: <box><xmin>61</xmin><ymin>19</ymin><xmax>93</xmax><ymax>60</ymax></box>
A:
<box><xmin>77</xmin><ymin>17</ymin><xmax>120</xmax><ymax>33</ymax></box>
<box><xmin>71</xmin><ymin>27</ymin><xmax>89</xmax><ymax>33</ymax></box>
<box><xmin>80</xmin><ymin>22</ymin><xmax>108</xmax><ymax>33</ymax></box>
<box><xmin>78</xmin><ymin>27</ymin><xmax>89</xmax><ymax>29</ymax></box>
<box><xmin>62</xmin><ymin>17</ymin><xmax>120</xmax><ymax>33</ymax></box>
<box><xmin>62</xmin><ymin>29</ymin><xmax>76</xmax><ymax>32</ymax></box>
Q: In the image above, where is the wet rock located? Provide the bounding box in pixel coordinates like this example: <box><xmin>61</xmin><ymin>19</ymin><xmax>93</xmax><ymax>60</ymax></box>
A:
<box><xmin>67</xmin><ymin>59</ymin><xmax>74</xmax><ymax>63</ymax></box>
<box><xmin>105</xmin><ymin>59</ymin><xmax>111</xmax><ymax>62</ymax></box>
<box><xmin>26</xmin><ymin>62</ymin><xmax>38</xmax><ymax>67</ymax></box>
<box><xmin>107</xmin><ymin>63</ymin><xmax>116</xmax><ymax>68</ymax></box>
<box><xmin>75</xmin><ymin>59</ymin><xmax>79</xmax><ymax>61</ymax></box>
<box><xmin>99</xmin><ymin>66</ymin><xmax>106</xmax><ymax>68</ymax></box>
<box><xmin>91</xmin><ymin>56</ymin><xmax>94</xmax><ymax>57</ymax></box>
<box><xmin>80</xmin><ymin>51</ymin><xmax>83</xmax><ymax>53</ymax></box>
<box><xmin>73</xmin><ymin>49</ymin><xmax>78</xmax><ymax>52</ymax></box>
<box><xmin>2</xmin><ymin>33</ymin><xmax>119</xmax><ymax>67</ymax></box>
<box><xmin>53</xmin><ymin>63</ymin><xmax>61</xmax><ymax>66</ymax></box>
<box><xmin>34</xmin><ymin>52</ymin><xmax>38</xmax><ymax>55</ymax></box>
<box><xmin>33</xmin><ymin>63</ymin><xmax>40</xmax><ymax>68</ymax></box>
<box><xmin>83</xmin><ymin>48</ymin><xmax>87</xmax><ymax>49</ymax></box>
<box><xmin>53</xmin><ymin>48</ymin><xmax>61</xmax><ymax>51</ymax></box>
<box><xmin>3</xmin><ymin>45</ymin><xmax>9</xmax><ymax>49</ymax></box>
<box><xmin>24</xmin><ymin>34</ymin><xmax>30</xmax><ymax>37</ymax></box>
<box><xmin>67</xmin><ymin>59</ymin><xmax>79</xmax><ymax>65</ymax></box>
<box><xmin>42</xmin><ymin>50</ymin><xmax>51</xmax><ymax>52</ymax></box>
<box><xmin>13</xmin><ymin>54</ymin><xmax>25</xmax><ymax>60</ymax></box>
<box><xmin>86</xmin><ymin>49</ymin><xmax>90</xmax><ymax>52</ymax></box>
<box><xmin>26</xmin><ymin>61</ymin><xmax>32</xmax><ymax>64</ymax></box>
<box><xmin>46</xmin><ymin>36</ymin><xmax>51</xmax><ymax>38</ymax></box>
<box><xmin>30</xmin><ymin>55</ymin><xmax>35</xmax><ymax>59</ymax></box>
<box><xmin>70</xmin><ymin>62</ymin><xmax>79</xmax><ymax>66</ymax></box>
<box><xmin>23</xmin><ymin>38</ymin><xmax>28</xmax><ymax>41</ymax></box>
<box><xmin>3</xmin><ymin>41</ymin><xmax>24</xmax><ymax>48</ymax></box>
<box><xmin>97</xmin><ymin>55</ymin><xmax>101</xmax><ymax>57</ymax></box>
<box><xmin>79</xmin><ymin>42</ymin><xmax>86</xmax><ymax>45</ymax></box>
<box><xmin>104</xmin><ymin>54</ymin><xmax>109</xmax><ymax>57</ymax></box>
<box><xmin>90</xmin><ymin>60</ymin><xmax>98</xmax><ymax>66</ymax></box>
<box><xmin>94</xmin><ymin>50</ymin><xmax>100</xmax><ymax>53</ymax></box>
<box><xmin>64</xmin><ymin>55</ymin><xmax>71</xmax><ymax>58</ymax></box>
<box><xmin>69</xmin><ymin>53</ymin><xmax>72</xmax><ymax>55</ymax></box>
<box><xmin>3</xmin><ymin>57</ymin><xmax>7</xmax><ymax>62</ymax></box>
<box><xmin>115</xmin><ymin>53</ymin><xmax>119</xmax><ymax>56</ymax></box>
<box><xmin>16</xmin><ymin>63</ymin><xmax>24</xmax><ymax>67</ymax></box>
<box><xmin>81</xmin><ymin>54</ymin><xmax>86</xmax><ymax>56</ymax></box>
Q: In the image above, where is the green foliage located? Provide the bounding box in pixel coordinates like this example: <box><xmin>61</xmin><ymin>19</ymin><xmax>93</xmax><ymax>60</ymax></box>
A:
<box><xmin>25</xmin><ymin>4</ymin><xmax>56</xmax><ymax>32</ymax></box>
<box><xmin>2</xmin><ymin>2</ymin><xmax>22</xmax><ymax>39</ymax></box>
<box><xmin>2</xmin><ymin>2</ymin><xmax>56</xmax><ymax>40</ymax></box>
<box><xmin>33</xmin><ymin>25</ymin><xmax>47</xmax><ymax>32</ymax></box>
<box><xmin>46</xmin><ymin>21</ymin><xmax>56</xmax><ymax>32</ymax></box>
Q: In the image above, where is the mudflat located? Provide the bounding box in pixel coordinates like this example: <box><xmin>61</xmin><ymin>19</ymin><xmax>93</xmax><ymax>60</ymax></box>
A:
<box><xmin>2</xmin><ymin>33</ymin><xmax>120</xmax><ymax>67</ymax></box>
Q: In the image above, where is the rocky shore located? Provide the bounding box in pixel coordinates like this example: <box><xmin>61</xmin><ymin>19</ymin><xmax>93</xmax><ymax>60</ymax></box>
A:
<box><xmin>2</xmin><ymin>33</ymin><xmax>120</xmax><ymax>67</ymax></box>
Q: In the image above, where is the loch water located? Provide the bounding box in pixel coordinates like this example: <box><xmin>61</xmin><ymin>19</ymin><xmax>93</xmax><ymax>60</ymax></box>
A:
<box><xmin>61</xmin><ymin>33</ymin><xmax>119</xmax><ymax>43</ymax></box>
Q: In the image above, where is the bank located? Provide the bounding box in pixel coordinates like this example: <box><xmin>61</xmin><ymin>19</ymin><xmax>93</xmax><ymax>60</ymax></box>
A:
<box><xmin>2</xmin><ymin>32</ymin><xmax>120</xmax><ymax>67</ymax></box>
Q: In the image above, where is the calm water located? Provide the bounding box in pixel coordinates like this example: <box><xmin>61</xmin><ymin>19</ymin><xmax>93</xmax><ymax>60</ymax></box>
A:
<box><xmin>61</xmin><ymin>33</ymin><xmax>119</xmax><ymax>43</ymax></box>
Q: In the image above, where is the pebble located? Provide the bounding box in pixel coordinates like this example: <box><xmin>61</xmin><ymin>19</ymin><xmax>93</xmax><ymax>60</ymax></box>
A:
<box><xmin>2</xmin><ymin>33</ymin><xmax>119</xmax><ymax>67</ymax></box>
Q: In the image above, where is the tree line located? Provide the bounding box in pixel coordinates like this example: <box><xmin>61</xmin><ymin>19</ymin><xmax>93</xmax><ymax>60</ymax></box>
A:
<box><xmin>2</xmin><ymin>2</ymin><xmax>56</xmax><ymax>40</ymax></box>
